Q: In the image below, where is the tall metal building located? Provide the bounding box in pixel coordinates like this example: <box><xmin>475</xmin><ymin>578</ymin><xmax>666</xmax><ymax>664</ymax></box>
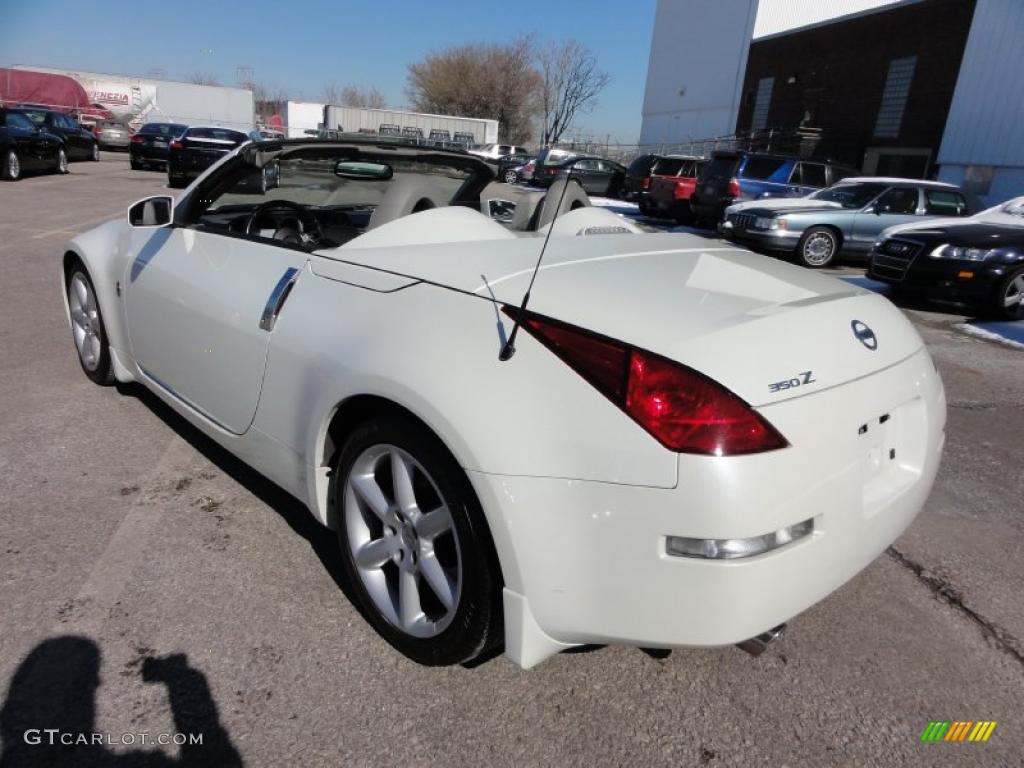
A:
<box><xmin>640</xmin><ymin>0</ymin><xmax>1023</xmax><ymax>205</ymax></box>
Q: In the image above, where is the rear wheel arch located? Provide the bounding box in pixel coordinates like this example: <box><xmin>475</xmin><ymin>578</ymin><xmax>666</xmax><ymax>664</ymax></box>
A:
<box><xmin>318</xmin><ymin>393</ymin><xmax>507</xmax><ymax>593</ymax></box>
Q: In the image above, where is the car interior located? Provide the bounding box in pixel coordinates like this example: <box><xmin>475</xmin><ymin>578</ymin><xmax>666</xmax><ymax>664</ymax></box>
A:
<box><xmin>187</xmin><ymin>143</ymin><xmax>596</xmax><ymax>250</ymax></box>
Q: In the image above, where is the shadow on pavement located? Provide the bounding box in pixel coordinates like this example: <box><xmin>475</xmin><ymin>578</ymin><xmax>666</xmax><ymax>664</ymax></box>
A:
<box><xmin>0</xmin><ymin>636</ymin><xmax>241</xmax><ymax>767</ymax></box>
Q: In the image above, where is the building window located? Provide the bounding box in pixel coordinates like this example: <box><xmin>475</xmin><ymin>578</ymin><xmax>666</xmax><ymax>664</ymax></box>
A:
<box><xmin>751</xmin><ymin>77</ymin><xmax>774</xmax><ymax>130</ymax></box>
<box><xmin>874</xmin><ymin>56</ymin><xmax>917</xmax><ymax>138</ymax></box>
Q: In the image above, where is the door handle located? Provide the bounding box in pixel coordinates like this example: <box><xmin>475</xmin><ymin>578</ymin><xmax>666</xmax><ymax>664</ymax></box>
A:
<box><xmin>259</xmin><ymin>267</ymin><xmax>300</xmax><ymax>332</ymax></box>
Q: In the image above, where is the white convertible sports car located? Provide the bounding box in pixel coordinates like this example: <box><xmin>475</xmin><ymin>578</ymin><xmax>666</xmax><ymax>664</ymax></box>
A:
<box><xmin>61</xmin><ymin>139</ymin><xmax>946</xmax><ymax>668</ymax></box>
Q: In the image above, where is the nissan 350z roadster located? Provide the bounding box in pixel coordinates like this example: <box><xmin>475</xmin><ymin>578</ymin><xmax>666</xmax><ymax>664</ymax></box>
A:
<box><xmin>61</xmin><ymin>139</ymin><xmax>946</xmax><ymax>668</ymax></box>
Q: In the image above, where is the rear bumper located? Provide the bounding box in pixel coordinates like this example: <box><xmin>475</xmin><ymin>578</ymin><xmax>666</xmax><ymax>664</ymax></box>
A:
<box><xmin>471</xmin><ymin>348</ymin><xmax>945</xmax><ymax>667</ymax></box>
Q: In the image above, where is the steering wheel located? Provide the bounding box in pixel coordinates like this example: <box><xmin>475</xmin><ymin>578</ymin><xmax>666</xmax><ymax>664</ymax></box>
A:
<box><xmin>244</xmin><ymin>200</ymin><xmax>323</xmax><ymax>245</ymax></box>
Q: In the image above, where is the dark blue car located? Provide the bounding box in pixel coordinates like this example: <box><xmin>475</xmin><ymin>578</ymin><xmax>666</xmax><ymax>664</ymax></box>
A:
<box><xmin>690</xmin><ymin>151</ymin><xmax>859</xmax><ymax>223</ymax></box>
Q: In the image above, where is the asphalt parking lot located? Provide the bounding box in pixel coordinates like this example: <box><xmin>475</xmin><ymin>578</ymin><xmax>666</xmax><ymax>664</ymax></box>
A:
<box><xmin>1</xmin><ymin>155</ymin><xmax>1022</xmax><ymax>767</ymax></box>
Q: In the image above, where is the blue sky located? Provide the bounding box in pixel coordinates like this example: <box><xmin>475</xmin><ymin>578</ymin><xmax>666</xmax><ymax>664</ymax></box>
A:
<box><xmin>1</xmin><ymin>0</ymin><xmax>657</xmax><ymax>142</ymax></box>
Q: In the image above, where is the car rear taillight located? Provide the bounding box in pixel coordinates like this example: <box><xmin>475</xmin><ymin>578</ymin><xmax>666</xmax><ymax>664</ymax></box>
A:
<box><xmin>130</xmin><ymin>135</ymin><xmax>145</xmax><ymax>144</ymax></box>
<box><xmin>504</xmin><ymin>309</ymin><xmax>788</xmax><ymax>456</ymax></box>
<box><xmin>728</xmin><ymin>177</ymin><xmax>740</xmax><ymax>197</ymax></box>
<box><xmin>673</xmin><ymin>182</ymin><xmax>690</xmax><ymax>199</ymax></box>
<box><xmin>169</xmin><ymin>139</ymin><xmax>183</xmax><ymax>150</ymax></box>
<box><xmin>641</xmin><ymin>177</ymin><xmax>651</xmax><ymax>190</ymax></box>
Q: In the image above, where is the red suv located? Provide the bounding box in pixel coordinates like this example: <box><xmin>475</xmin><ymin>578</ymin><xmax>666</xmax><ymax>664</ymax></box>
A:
<box><xmin>644</xmin><ymin>156</ymin><xmax>707</xmax><ymax>223</ymax></box>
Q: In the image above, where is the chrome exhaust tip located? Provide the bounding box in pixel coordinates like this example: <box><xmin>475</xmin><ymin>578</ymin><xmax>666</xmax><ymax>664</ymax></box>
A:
<box><xmin>736</xmin><ymin>624</ymin><xmax>786</xmax><ymax>657</ymax></box>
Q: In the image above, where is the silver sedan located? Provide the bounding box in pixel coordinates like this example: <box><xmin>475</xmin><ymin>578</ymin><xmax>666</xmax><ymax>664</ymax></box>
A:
<box><xmin>720</xmin><ymin>178</ymin><xmax>970</xmax><ymax>267</ymax></box>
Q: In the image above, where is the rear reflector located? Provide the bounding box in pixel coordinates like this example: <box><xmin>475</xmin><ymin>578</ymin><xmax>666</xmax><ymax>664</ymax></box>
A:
<box><xmin>505</xmin><ymin>308</ymin><xmax>788</xmax><ymax>456</ymax></box>
<box><xmin>130</xmin><ymin>135</ymin><xmax>145</xmax><ymax>144</ymax></box>
<box><xmin>169</xmin><ymin>140</ymin><xmax>183</xmax><ymax>150</ymax></box>
<box><xmin>667</xmin><ymin>518</ymin><xmax>814</xmax><ymax>559</ymax></box>
<box><xmin>728</xmin><ymin>177</ymin><xmax>740</xmax><ymax>197</ymax></box>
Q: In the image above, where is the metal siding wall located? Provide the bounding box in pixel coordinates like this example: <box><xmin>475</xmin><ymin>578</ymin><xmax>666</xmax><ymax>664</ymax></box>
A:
<box><xmin>938</xmin><ymin>0</ymin><xmax>1024</xmax><ymax>167</ymax></box>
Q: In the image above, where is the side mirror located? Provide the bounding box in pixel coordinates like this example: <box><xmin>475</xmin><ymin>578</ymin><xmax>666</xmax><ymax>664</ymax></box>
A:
<box><xmin>128</xmin><ymin>196</ymin><xmax>173</xmax><ymax>227</ymax></box>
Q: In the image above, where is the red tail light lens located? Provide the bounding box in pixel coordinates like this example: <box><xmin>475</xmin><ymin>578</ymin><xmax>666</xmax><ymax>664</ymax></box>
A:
<box><xmin>505</xmin><ymin>309</ymin><xmax>787</xmax><ymax>456</ymax></box>
<box><xmin>728</xmin><ymin>177</ymin><xmax>740</xmax><ymax>197</ymax></box>
<box><xmin>169</xmin><ymin>139</ymin><xmax>183</xmax><ymax>150</ymax></box>
<box><xmin>673</xmin><ymin>182</ymin><xmax>690</xmax><ymax>199</ymax></box>
<box><xmin>641</xmin><ymin>177</ymin><xmax>651</xmax><ymax>190</ymax></box>
<box><xmin>130</xmin><ymin>135</ymin><xmax>145</xmax><ymax>144</ymax></box>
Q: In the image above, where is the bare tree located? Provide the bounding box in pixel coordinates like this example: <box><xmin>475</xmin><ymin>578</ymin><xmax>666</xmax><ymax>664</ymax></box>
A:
<box><xmin>340</xmin><ymin>85</ymin><xmax>387</xmax><ymax>109</ymax></box>
<box><xmin>321</xmin><ymin>82</ymin><xmax>386</xmax><ymax>109</ymax></box>
<box><xmin>406</xmin><ymin>37</ymin><xmax>541</xmax><ymax>144</ymax></box>
<box><xmin>186</xmin><ymin>71</ymin><xmax>221</xmax><ymax>86</ymax></box>
<box><xmin>538</xmin><ymin>40</ymin><xmax>610</xmax><ymax>146</ymax></box>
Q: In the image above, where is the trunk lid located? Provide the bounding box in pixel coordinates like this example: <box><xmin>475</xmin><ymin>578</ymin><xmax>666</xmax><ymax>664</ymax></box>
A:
<box><xmin>320</xmin><ymin>232</ymin><xmax>922</xmax><ymax>406</ymax></box>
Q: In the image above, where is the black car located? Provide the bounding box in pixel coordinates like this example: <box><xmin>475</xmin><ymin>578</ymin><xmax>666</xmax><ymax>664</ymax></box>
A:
<box><xmin>623</xmin><ymin>153</ymin><xmax>660</xmax><ymax>203</ymax></box>
<box><xmin>0</xmin><ymin>109</ymin><xmax>66</xmax><ymax>181</ymax></box>
<box><xmin>13</xmin><ymin>107</ymin><xmax>99</xmax><ymax>162</ymax></box>
<box><xmin>534</xmin><ymin>155</ymin><xmax>627</xmax><ymax>197</ymax></box>
<box><xmin>167</xmin><ymin>126</ymin><xmax>249</xmax><ymax>187</ymax></box>
<box><xmin>496</xmin><ymin>152</ymin><xmax>534</xmax><ymax>185</ymax></box>
<box><xmin>868</xmin><ymin>199</ymin><xmax>1024</xmax><ymax>319</ymax></box>
<box><xmin>130</xmin><ymin>122</ymin><xmax>188</xmax><ymax>170</ymax></box>
<box><xmin>690</xmin><ymin>151</ymin><xmax>859</xmax><ymax>224</ymax></box>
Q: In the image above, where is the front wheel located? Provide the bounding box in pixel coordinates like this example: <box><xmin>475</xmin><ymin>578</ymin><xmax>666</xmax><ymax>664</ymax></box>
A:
<box><xmin>55</xmin><ymin>148</ymin><xmax>69</xmax><ymax>174</ymax></box>
<box><xmin>90</xmin><ymin>142</ymin><xmax>100</xmax><ymax>161</ymax></box>
<box><xmin>993</xmin><ymin>267</ymin><xmax>1024</xmax><ymax>320</ymax></box>
<box><xmin>66</xmin><ymin>264</ymin><xmax>113</xmax><ymax>383</ymax></box>
<box><xmin>334</xmin><ymin>417</ymin><xmax>503</xmax><ymax>666</ymax></box>
<box><xmin>797</xmin><ymin>226</ymin><xmax>839</xmax><ymax>268</ymax></box>
<box><xmin>1</xmin><ymin>149</ymin><xmax>20</xmax><ymax>181</ymax></box>
<box><xmin>503</xmin><ymin>170</ymin><xmax>518</xmax><ymax>184</ymax></box>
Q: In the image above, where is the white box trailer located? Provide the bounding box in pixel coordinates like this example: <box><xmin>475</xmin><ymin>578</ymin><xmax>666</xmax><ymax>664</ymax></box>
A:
<box><xmin>322</xmin><ymin>105</ymin><xmax>498</xmax><ymax>145</ymax></box>
<box><xmin>12</xmin><ymin>65</ymin><xmax>254</xmax><ymax>133</ymax></box>
<box><xmin>283</xmin><ymin>101</ymin><xmax>325</xmax><ymax>138</ymax></box>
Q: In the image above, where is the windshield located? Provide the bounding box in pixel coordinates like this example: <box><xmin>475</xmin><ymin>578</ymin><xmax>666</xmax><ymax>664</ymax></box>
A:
<box><xmin>206</xmin><ymin>152</ymin><xmax>472</xmax><ymax>214</ymax></box>
<box><xmin>810</xmin><ymin>182</ymin><xmax>888</xmax><ymax>208</ymax></box>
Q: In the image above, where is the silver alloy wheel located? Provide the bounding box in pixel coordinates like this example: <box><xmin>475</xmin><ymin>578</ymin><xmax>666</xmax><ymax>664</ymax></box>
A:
<box><xmin>504</xmin><ymin>170</ymin><xmax>518</xmax><ymax>184</ymax></box>
<box><xmin>68</xmin><ymin>273</ymin><xmax>102</xmax><ymax>371</ymax></box>
<box><xmin>803</xmin><ymin>231</ymin><xmax>835</xmax><ymax>266</ymax></box>
<box><xmin>92</xmin><ymin>143</ymin><xmax>100</xmax><ymax>161</ymax></box>
<box><xmin>57</xmin><ymin>149</ymin><xmax>68</xmax><ymax>174</ymax></box>
<box><xmin>344</xmin><ymin>444</ymin><xmax>462</xmax><ymax>638</ymax></box>
<box><xmin>7</xmin><ymin>151</ymin><xmax>19</xmax><ymax>180</ymax></box>
<box><xmin>1003</xmin><ymin>273</ymin><xmax>1024</xmax><ymax>309</ymax></box>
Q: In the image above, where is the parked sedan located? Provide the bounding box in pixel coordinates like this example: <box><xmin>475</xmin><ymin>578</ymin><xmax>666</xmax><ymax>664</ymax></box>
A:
<box><xmin>60</xmin><ymin>137</ymin><xmax>944</xmax><ymax>669</ymax></box>
<box><xmin>12</xmin><ymin>107</ymin><xmax>99</xmax><ymax>162</ymax></box>
<box><xmin>720</xmin><ymin>178</ymin><xmax>970</xmax><ymax>267</ymax></box>
<box><xmin>869</xmin><ymin>196</ymin><xmax>1024</xmax><ymax>319</ymax></box>
<box><xmin>545</xmin><ymin>156</ymin><xmax>627</xmax><ymax>197</ymax></box>
<box><xmin>166</xmin><ymin>126</ymin><xmax>249</xmax><ymax>187</ymax></box>
<box><xmin>130</xmin><ymin>122</ymin><xmax>189</xmax><ymax>170</ymax></box>
<box><xmin>0</xmin><ymin>109</ymin><xmax>66</xmax><ymax>180</ymax></box>
<box><xmin>497</xmin><ymin>152</ymin><xmax>534</xmax><ymax>185</ymax></box>
<box><xmin>94</xmin><ymin>121</ymin><xmax>131</xmax><ymax>150</ymax></box>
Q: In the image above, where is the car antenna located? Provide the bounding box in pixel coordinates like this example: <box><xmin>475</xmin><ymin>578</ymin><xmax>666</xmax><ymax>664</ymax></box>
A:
<box><xmin>498</xmin><ymin>159</ymin><xmax>579</xmax><ymax>361</ymax></box>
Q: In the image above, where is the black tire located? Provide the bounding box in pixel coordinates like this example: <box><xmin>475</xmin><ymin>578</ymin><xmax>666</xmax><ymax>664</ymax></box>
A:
<box><xmin>796</xmin><ymin>226</ymin><xmax>839</xmax><ymax>268</ymax></box>
<box><xmin>90</xmin><ymin>142</ymin><xmax>100</xmax><ymax>161</ymax></box>
<box><xmin>674</xmin><ymin>201</ymin><xmax>694</xmax><ymax>225</ymax></box>
<box><xmin>637</xmin><ymin>198</ymin><xmax>651</xmax><ymax>217</ymax></box>
<box><xmin>333</xmin><ymin>416</ymin><xmax>503</xmax><ymax>666</ymax></box>
<box><xmin>992</xmin><ymin>266</ymin><xmax>1024</xmax><ymax>320</ymax></box>
<box><xmin>167</xmin><ymin>175</ymin><xmax>186</xmax><ymax>189</ymax></box>
<box><xmin>130</xmin><ymin>158</ymin><xmax>142</xmax><ymax>170</ymax></box>
<box><xmin>66</xmin><ymin>262</ymin><xmax>114</xmax><ymax>384</ymax></box>
<box><xmin>55</xmin><ymin>147</ymin><xmax>69</xmax><ymax>175</ymax></box>
<box><xmin>1</xmin><ymin>149</ymin><xmax>20</xmax><ymax>181</ymax></box>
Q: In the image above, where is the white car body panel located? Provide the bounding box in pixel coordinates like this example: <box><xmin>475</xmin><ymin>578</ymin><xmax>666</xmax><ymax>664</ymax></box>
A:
<box><xmin>61</xmin><ymin>146</ymin><xmax>946</xmax><ymax>668</ymax></box>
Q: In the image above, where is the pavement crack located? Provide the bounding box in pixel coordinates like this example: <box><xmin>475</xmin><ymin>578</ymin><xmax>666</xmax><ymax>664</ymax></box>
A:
<box><xmin>887</xmin><ymin>546</ymin><xmax>1024</xmax><ymax>669</ymax></box>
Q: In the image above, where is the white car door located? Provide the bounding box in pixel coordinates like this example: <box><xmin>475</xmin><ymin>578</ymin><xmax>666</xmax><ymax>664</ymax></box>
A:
<box><xmin>125</xmin><ymin>226</ymin><xmax>307</xmax><ymax>434</ymax></box>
